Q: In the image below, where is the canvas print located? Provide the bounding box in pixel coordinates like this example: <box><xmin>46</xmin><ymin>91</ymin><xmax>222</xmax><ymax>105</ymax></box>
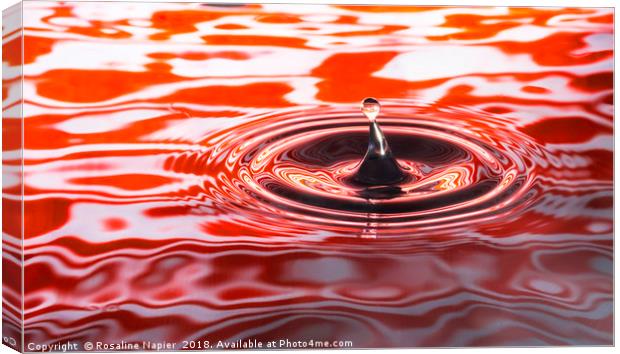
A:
<box><xmin>2</xmin><ymin>1</ymin><xmax>613</xmax><ymax>351</ymax></box>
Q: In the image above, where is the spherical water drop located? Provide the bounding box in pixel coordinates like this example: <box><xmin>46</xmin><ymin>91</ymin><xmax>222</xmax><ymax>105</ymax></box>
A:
<box><xmin>361</xmin><ymin>97</ymin><xmax>380</xmax><ymax>122</ymax></box>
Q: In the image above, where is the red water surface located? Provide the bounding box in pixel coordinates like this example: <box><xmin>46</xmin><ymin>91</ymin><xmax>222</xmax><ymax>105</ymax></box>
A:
<box><xmin>4</xmin><ymin>2</ymin><xmax>613</xmax><ymax>348</ymax></box>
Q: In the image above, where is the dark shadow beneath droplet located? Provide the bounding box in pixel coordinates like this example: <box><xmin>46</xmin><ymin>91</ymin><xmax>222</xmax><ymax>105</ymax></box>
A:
<box><xmin>358</xmin><ymin>185</ymin><xmax>404</xmax><ymax>200</ymax></box>
<box><xmin>350</xmin><ymin>119</ymin><xmax>408</xmax><ymax>186</ymax></box>
<box><xmin>350</xmin><ymin>153</ymin><xmax>408</xmax><ymax>186</ymax></box>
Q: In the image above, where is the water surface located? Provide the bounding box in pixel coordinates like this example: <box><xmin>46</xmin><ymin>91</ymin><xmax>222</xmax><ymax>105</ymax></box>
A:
<box><xmin>7</xmin><ymin>2</ymin><xmax>613</xmax><ymax>348</ymax></box>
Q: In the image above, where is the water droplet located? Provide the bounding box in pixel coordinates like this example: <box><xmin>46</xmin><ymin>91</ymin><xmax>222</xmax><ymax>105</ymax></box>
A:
<box><xmin>350</xmin><ymin>98</ymin><xmax>407</xmax><ymax>189</ymax></box>
<box><xmin>361</xmin><ymin>97</ymin><xmax>380</xmax><ymax>122</ymax></box>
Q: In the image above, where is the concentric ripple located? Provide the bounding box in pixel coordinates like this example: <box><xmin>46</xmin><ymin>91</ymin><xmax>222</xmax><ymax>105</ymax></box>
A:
<box><xmin>169</xmin><ymin>101</ymin><xmax>542</xmax><ymax>232</ymax></box>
